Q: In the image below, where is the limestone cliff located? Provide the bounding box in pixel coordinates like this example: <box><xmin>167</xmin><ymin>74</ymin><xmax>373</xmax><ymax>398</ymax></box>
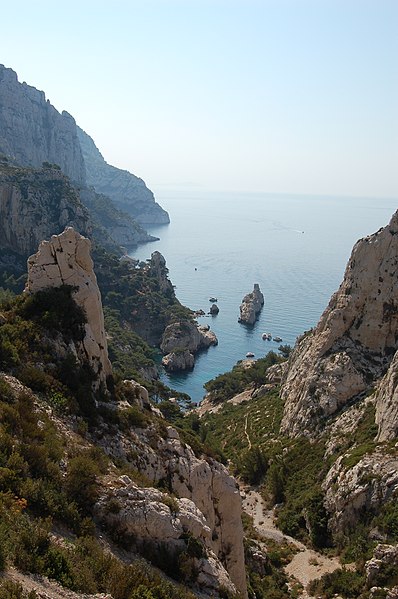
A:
<box><xmin>280</xmin><ymin>210</ymin><xmax>398</xmax><ymax>437</ymax></box>
<box><xmin>0</xmin><ymin>65</ymin><xmax>85</xmax><ymax>183</ymax></box>
<box><xmin>375</xmin><ymin>349</ymin><xmax>398</xmax><ymax>441</ymax></box>
<box><xmin>97</xmin><ymin>415</ymin><xmax>247</xmax><ymax>598</ymax></box>
<box><xmin>77</xmin><ymin>126</ymin><xmax>169</xmax><ymax>225</ymax></box>
<box><xmin>25</xmin><ymin>227</ymin><xmax>112</xmax><ymax>389</ymax></box>
<box><xmin>0</xmin><ymin>161</ymin><xmax>90</xmax><ymax>257</ymax></box>
<box><xmin>238</xmin><ymin>284</ymin><xmax>264</xmax><ymax>325</ymax></box>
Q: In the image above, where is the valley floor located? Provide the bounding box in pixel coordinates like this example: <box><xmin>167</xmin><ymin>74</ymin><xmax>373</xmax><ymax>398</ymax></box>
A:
<box><xmin>241</xmin><ymin>486</ymin><xmax>344</xmax><ymax>597</ymax></box>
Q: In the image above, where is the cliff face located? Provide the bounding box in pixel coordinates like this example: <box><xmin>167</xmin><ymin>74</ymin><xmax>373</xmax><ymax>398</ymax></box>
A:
<box><xmin>280</xmin><ymin>210</ymin><xmax>398</xmax><ymax>437</ymax></box>
<box><xmin>25</xmin><ymin>227</ymin><xmax>112</xmax><ymax>389</ymax></box>
<box><xmin>77</xmin><ymin>126</ymin><xmax>169</xmax><ymax>225</ymax></box>
<box><xmin>0</xmin><ymin>161</ymin><xmax>90</xmax><ymax>257</ymax></box>
<box><xmin>0</xmin><ymin>65</ymin><xmax>85</xmax><ymax>183</ymax></box>
<box><xmin>98</xmin><ymin>417</ymin><xmax>247</xmax><ymax>598</ymax></box>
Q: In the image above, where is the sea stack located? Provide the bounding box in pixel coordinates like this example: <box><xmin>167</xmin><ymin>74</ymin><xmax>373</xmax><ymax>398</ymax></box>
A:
<box><xmin>238</xmin><ymin>283</ymin><xmax>264</xmax><ymax>325</ymax></box>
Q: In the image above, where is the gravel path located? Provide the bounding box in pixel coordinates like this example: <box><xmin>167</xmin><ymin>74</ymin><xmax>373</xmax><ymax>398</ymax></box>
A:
<box><xmin>241</xmin><ymin>487</ymin><xmax>342</xmax><ymax>594</ymax></box>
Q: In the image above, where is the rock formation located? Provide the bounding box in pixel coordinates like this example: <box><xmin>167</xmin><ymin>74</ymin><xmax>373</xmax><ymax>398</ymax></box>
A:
<box><xmin>0</xmin><ymin>161</ymin><xmax>90</xmax><ymax>257</ymax></box>
<box><xmin>149</xmin><ymin>251</ymin><xmax>174</xmax><ymax>295</ymax></box>
<box><xmin>238</xmin><ymin>284</ymin><xmax>264</xmax><ymax>325</ymax></box>
<box><xmin>25</xmin><ymin>227</ymin><xmax>112</xmax><ymax>388</ymax></box>
<box><xmin>160</xmin><ymin>321</ymin><xmax>218</xmax><ymax>372</ymax></box>
<box><xmin>375</xmin><ymin>349</ymin><xmax>398</xmax><ymax>441</ymax></box>
<box><xmin>77</xmin><ymin>126</ymin><xmax>169</xmax><ymax>225</ymax></box>
<box><xmin>0</xmin><ymin>65</ymin><xmax>85</xmax><ymax>183</ymax></box>
<box><xmin>97</xmin><ymin>420</ymin><xmax>247</xmax><ymax>598</ymax></box>
<box><xmin>281</xmin><ymin>210</ymin><xmax>398</xmax><ymax>437</ymax></box>
<box><xmin>96</xmin><ymin>475</ymin><xmax>236</xmax><ymax>597</ymax></box>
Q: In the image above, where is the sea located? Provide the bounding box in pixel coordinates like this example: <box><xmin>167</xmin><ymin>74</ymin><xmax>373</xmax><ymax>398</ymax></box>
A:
<box><xmin>129</xmin><ymin>191</ymin><xmax>397</xmax><ymax>404</ymax></box>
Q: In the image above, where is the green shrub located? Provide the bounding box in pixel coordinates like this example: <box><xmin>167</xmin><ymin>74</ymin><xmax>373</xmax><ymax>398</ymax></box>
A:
<box><xmin>307</xmin><ymin>568</ymin><xmax>365</xmax><ymax>598</ymax></box>
<box><xmin>66</xmin><ymin>455</ymin><xmax>99</xmax><ymax>514</ymax></box>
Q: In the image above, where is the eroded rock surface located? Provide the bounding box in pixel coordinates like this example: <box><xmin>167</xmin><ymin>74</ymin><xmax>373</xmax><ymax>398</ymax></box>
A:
<box><xmin>97</xmin><ymin>423</ymin><xmax>247</xmax><ymax>598</ymax></box>
<box><xmin>281</xmin><ymin>210</ymin><xmax>398</xmax><ymax>437</ymax></box>
<box><xmin>161</xmin><ymin>321</ymin><xmax>217</xmax><ymax>372</ymax></box>
<box><xmin>238</xmin><ymin>284</ymin><xmax>264</xmax><ymax>325</ymax></box>
<box><xmin>375</xmin><ymin>349</ymin><xmax>398</xmax><ymax>441</ymax></box>
<box><xmin>96</xmin><ymin>475</ymin><xmax>236</xmax><ymax>597</ymax></box>
<box><xmin>25</xmin><ymin>227</ymin><xmax>112</xmax><ymax>388</ymax></box>
<box><xmin>0</xmin><ymin>162</ymin><xmax>90</xmax><ymax>256</ymax></box>
<box><xmin>0</xmin><ymin>65</ymin><xmax>85</xmax><ymax>183</ymax></box>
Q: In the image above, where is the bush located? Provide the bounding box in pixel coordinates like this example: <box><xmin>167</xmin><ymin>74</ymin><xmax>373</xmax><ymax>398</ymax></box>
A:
<box><xmin>307</xmin><ymin>568</ymin><xmax>365</xmax><ymax>598</ymax></box>
<box><xmin>66</xmin><ymin>455</ymin><xmax>99</xmax><ymax>514</ymax></box>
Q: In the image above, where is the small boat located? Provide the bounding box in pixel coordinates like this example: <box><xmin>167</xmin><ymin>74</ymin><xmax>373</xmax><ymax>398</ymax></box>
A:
<box><xmin>262</xmin><ymin>333</ymin><xmax>272</xmax><ymax>340</ymax></box>
<box><xmin>273</xmin><ymin>336</ymin><xmax>282</xmax><ymax>343</ymax></box>
<box><xmin>209</xmin><ymin>297</ymin><xmax>218</xmax><ymax>302</ymax></box>
<box><xmin>246</xmin><ymin>352</ymin><xmax>255</xmax><ymax>358</ymax></box>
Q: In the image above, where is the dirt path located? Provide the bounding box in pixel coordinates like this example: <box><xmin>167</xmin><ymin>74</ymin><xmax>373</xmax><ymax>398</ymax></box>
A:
<box><xmin>241</xmin><ymin>487</ymin><xmax>342</xmax><ymax>594</ymax></box>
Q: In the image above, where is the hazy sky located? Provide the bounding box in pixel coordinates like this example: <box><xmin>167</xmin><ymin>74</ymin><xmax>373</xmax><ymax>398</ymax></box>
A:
<box><xmin>2</xmin><ymin>0</ymin><xmax>397</xmax><ymax>198</ymax></box>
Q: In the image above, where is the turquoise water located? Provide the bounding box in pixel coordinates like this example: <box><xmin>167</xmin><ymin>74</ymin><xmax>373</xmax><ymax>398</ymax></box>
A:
<box><xmin>130</xmin><ymin>191</ymin><xmax>397</xmax><ymax>403</ymax></box>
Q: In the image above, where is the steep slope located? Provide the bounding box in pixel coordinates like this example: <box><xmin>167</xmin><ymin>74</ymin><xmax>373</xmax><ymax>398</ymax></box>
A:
<box><xmin>77</xmin><ymin>126</ymin><xmax>169</xmax><ymax>225</ymax></box>
<box><xmin>280</xmin><ymin>209</ymin><xmax>398</xmax><ymax>437</ymax></box>
<box><xmin>0</xmin><ymin>161</ymin><xmax>90</xmax><ymax>257</ymax></box>
<box><xmin>0</xmin><ymin>65</ymin><xmax>85</xmax><ymax>183</ymax></box>
<box><xmin>0</xmin><ymin>229</ymin><xmax>247</xmax><ymax>598</ymax></box>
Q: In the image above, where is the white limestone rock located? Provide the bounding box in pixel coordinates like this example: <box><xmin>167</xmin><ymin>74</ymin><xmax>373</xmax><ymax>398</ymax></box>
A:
<box><xmin>95</xmin><ymin>476</ymin><xmax>237</xmax><ymax>597</ymax></box>
<box><xmin>161</xmin><ymin>320</ymin><xmax>218</xmax><ymax>372</ymax></box>
<box><xmin>281</xmin><ymin>210</ymin><xmax>398</xmax><ymax>437</ymax></box>
<box><xmin>238</xmin><ymin>284</ymin><xmax>264</xmax><ymax>325</ymax></box>
<box><xmin>375</xmin><ymin>349</ymin><xmax>398</xmax><ymax>441</ymax></box>
<box><xmin>25</xmin><ymin>227</ymin><xmax>112</xmax><ymax>388</ymax></box>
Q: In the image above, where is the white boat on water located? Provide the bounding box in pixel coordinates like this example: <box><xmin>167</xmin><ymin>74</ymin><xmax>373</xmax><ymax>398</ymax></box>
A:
<box><xmin>262</xmin><ymin>333</ymin><xmax>272</xmax><ymax>340</ymax></box>
<box><xmin>246</xmin><ymin>352</ymin><xmax>255</xmax><ymax>358</ymax></box>
<box><xmin>273</xmin><ymin>336</ymin><xmax>282</xmax><ymax>343</ymax></box>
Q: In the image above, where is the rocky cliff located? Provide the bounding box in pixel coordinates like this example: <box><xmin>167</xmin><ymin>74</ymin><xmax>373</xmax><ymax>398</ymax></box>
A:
<box><xmin>77</xmin><ymin>126</ymin><xmax>169</xmax><ymax>225</ymax></box>
<box><xmin>0</xmin><ymin>65</ymin><xmax>85</xmax><ymax>183</ymax></box>
<box><xmin>280</xmin><ymin>210</ymin><xmax>398</xmax><ymax>437</ymax></box>
<box><xmin>25</xmin><ymin>227</ymin><xmax>112</xmax><ymax>389</ymax></box>
<box><xmin>0</xmin><ymin>161</ymin><xmax>90</xmax><ymax>257</ymax></box>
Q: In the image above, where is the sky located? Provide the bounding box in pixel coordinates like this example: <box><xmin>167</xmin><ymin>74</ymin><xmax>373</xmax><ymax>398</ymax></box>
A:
<box><xmin>1</xmin><ymin>0</ymin><xmax>397</xmax><ymax>198</ymax></box>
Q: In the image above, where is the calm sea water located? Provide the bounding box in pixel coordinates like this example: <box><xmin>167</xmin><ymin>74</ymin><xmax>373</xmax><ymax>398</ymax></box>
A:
<box><xmin>130</xmin><ymin>191</ymin><xmax>397</xmax><ymax>403</ymax></box>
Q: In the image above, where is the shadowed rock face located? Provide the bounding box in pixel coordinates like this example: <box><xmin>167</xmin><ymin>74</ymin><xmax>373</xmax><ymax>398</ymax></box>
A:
<box><xmin>0</xmin><ymin>65</ymin><xmax>85</xmax><ymax>183</ymax></box>
<box><xmin>77</xmin><ymin>126</ymin><xmax>169</xmax><ymax>225</ymax></box>
<box><xmin>280</xmin><ymin>210</ymin><xmax>398</xmax><ymax>438</ymax></box>
<box><xmin>25</xmin><ymin>227</ymin><xmax>112</xmax><ymax>388</ymax></box>
<box><xmin>0</xmin><ymin>162</ymin><xmax>90</xmax><ymax>257</ymax></box>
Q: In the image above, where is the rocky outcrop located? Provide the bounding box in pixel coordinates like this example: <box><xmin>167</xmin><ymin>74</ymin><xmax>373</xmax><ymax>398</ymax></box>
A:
<box><xmin>161</xmin><ymin>349</ymin><xmax>195</xmax><ymax>371</ymax></box>
<box><xmin>238</xmin><ymin>284</ymin><xmax>264</xmax><ymax>325</ymax></box>
<box><xmin>0</xmin><ymin>65</ymin><xmax>85</xmax><ymax>183</ymax></box>
<box><xmin>160</xmin><ymin>321</ymin><xmax>218</xmax><ymax>372</ymax></box>
<box><xmin>77</xmin><ymin>126</ymin><xmax>169</xmax><ymax>225</ymax></box>
<box><xmin>281</xmin><ymin>210</ymin><xmax>398</xmax><ymax>437</ymax></box>
<box><xmin>25</xmin><ymin>228</ymin><xmax>112</xmax><ymax>388</ymax></box>
<box><xmin>366</xmin><ymin>544</ymin><xmax>398</xmax><ymax>587</ymax></box>
<box><xmin>97</xmin><ymin>422</ymin><xmax>247</xmax><ymax>598</ymax></box>
<box><xmin>0</xmin><ymin>162</ymin><xmax>90</xmax><ymax>257</ymax></box>
<box><xmin>96</xmin><ymin>475</ymin><xmax>236</xmax><ymax>597</ymax></box>
<box><xmin>323</xmin><ymin>449</ymin><xmax>398</xmax><ymax>535</ymax></box>
<box><xmin>149</xmin><ymin>251</ymin><xmax>174</xmax><ymax>295</ymax></box>
<box><xmin>375</xmin><ymin>349</ymin><xmax>398</xmax><ymax>441</ymax></box>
